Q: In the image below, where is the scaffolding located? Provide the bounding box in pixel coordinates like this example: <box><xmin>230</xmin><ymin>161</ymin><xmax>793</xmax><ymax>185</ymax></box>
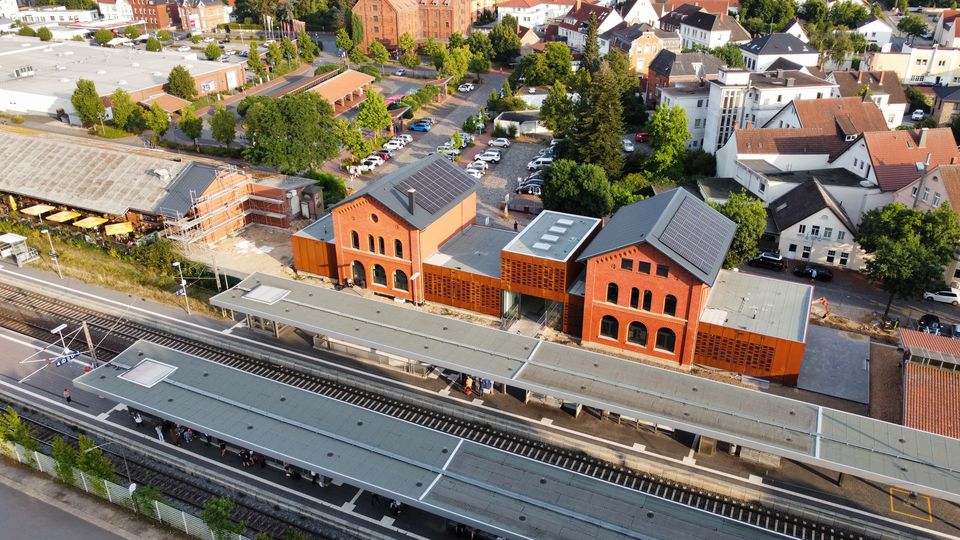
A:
<box><xmin>160</xmin><ymin>168</ymin><xmax>290</xmax><ymax>245</ymax></box>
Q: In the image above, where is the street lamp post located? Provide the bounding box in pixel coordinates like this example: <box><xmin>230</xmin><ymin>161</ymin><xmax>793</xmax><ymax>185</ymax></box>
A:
<box><xmin>84</xmin><ymin>441</ymin><xmax>134</xmax><ymax>489</ymax></box>
<box><xmin>40</xmin><ymin>229</ymin><xmax>63</xmax><ymax>279</ymax></box>
<box><xmin>172</xmin><ymin>261</ymin><xmax>191</xmax><ymax>316</ymax></box>
<box><xmin>50</xmin><ymin>323</ymin><xmax>68</xmax><ymax>353</ymax></box>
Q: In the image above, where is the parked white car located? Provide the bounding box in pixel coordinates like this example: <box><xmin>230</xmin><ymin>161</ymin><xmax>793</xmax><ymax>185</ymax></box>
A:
<box><xmin>437</xmin><ymin>143</ymin><xmax>461</xmax><ymax>155</ymax></box>
<box><xmin>465</xmin><ymin>168</ymin><xmax>483</xmax><ymax>179</ymax></box>
<box><xmin>475</xmin><ymin>150</ymin><xmax>502</xmax><ymax>162</ymax></box>
<box><xmin>394</xmin><ymin>134</ymin><xmax>413</xmax><ymax>144</ymax></box>
<box><xmin>458</xmin><ymin>83</ymin><xmax>475</xmax><ymax>92</ymax></box>
<box><xmin>466</xmin><ymin>159</ymin><xmax>489</xmax><ymax>171</ymax></box>
<box><xmin>394</xmin><ymin>68</ymin><xmax>407</xmax><ymax>76</ymax></box>
<box><xmin>924</xmin><ymin>288</ymin><xmax>960</xmax><ymax>305</ymax></box>
<box><xmin>489</xmin><ymin>137</ymin><xmax>511</xmax><ymax>148</ymax></box>
<box><xmin>363</xmin><ymin>155</ymin><xmax>384</xmax><ymax>166</ymax></box>
<box><xmin>177</xmin><ymin>45</ymin><xmax>191</xmax><ymax>52</ymax></box>
<box><xmin>383</xmin><ymin>140</ymin><xmax>404</xmax><ymax>151</ymax></box>
<box><xmin>527</xmin><ymin>157</ymin><xmax>553</xmax><ymax>171</ymax></box>
<box><xmin>912</xmin><ymin>109</ymin><xmax>926</xmax><ymax>121</ymax></box>
<box><xmin>622</xmin><ymin>139</ymin><xmax>635</xmax><ymax>152</ymax></box>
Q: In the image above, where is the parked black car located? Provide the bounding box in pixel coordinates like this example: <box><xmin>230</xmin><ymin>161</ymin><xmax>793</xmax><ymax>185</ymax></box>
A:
<box><xmin>747</xmin><ymin>252</ymin><xmax>785</xmax><ymax>271</ymax></box>
<box><xmin>792</xmin><ymin>263</ymin><xmax>834</xmax><ymax>282</ymax></box>
<box><xmin>918</xmin><ymin>314</ymin><xmax>942</xmax><ymax>334</ymax></box>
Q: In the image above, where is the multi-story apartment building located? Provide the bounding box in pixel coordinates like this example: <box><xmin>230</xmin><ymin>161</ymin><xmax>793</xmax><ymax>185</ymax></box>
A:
<box><xmin>353</xmin><ymin>0</ymin><xmax>471</xmax><ymax>48</ymax></box>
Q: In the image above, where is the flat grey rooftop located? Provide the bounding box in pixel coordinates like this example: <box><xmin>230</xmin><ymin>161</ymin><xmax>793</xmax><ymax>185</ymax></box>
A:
<box><xmin>293</xmin><ymin>214</ymin><xmax>335</xmax><ymax>243</ymax></box>
<box><xmin>502</xmin><ymin>210</ymin><xmax>599</xmax><ymax>262</ymax></box>
<box><xmin>0</xmin><ymin>35</ymin><xmax>241</xmax><ymax>99</ymax></box>
<box><xmin>764</xmin><ymin>167</ymin><xmax>868</xmax><ymax>188</ymax></box>
<box><xmin>75</xmin><ymin>341</ymin><xmax>775</xmax><ymax>540</ymax></box>
<box><xmin>209</xmin><ymin>273</ymin><xmax>960</xmax><ymax>504</ymax></box>
<box><xmin>798</xmin><ymin>325</ymin><xmax>870</xmax><ymax>404</ymax></box>
<box><xmin>425</xmin><ymin>225</ymin><xmax>516</xmax><ymax>278</ymax></box>
<box><xmin>700</xmin><ymin>270</ymin><xmax>813</xmax><ymax>343</ymax></box>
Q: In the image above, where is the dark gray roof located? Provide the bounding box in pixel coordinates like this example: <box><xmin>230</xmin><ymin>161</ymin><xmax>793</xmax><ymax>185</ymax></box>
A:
<box><xmin>156</xmin><ymin>162</ymin><xmax>222</xmax><ymax>217</ymax></box>
<box><xmin>681</xmin><ymin>12</ymin><xmax>750</xmax><ymax>41</ymax></box>
<box><xmin>497</xmin><ymin>111</ymin><xmax>540</xmax><ymax>123</ymax></box>
<box><xmin>741</xmin><ymin>33</ymin><xmax>817</xmax><ymax>56</ymax></box>
<box><xmin>659</xmin><ymin>3</ymin><xmax>701</xmax><ymax>28</ymax></box>
<box><xmin>336</xmin><ymin>154</ymin><xmax>478</xmax><ymax>231</ymax></box>
<box><xmin>577</xmin><ymin>189</ymin><xmax>736</xmax><ymax>285</ymax></box>
<box><xmin>648</xmin><ymin>50</ymin><xmax>724</xmax><ymax>77</ymax></box>
<box><xmin>765</xmin><ymin>57</ymin><xmax>804</xmax><ymax>71</ymax></box>
<box><xmin>933</xmin><ymin>85</ymin><xmax>960</xmax><ymax>102</ymax></box>
<box><xmin>768</xmin><ymin>179</ymin><xmax>857</xmax><ymax>234</ymax></box>
<box><xmin>601</xmin><ymin>22</ymin><xmax>676</xmax><ymax>51</ymax></box>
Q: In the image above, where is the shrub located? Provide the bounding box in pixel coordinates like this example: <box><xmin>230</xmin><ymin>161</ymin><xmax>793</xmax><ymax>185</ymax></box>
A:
<box><xmin>18</xmin><ymin>26</ymin><xmax>36</xmax><ymax>37</ymax></box>
<box><xmin>190</xmin><ymin>35</ymin><xmax>202</xmax><ymax>44</ymax></box>
<box><xmin>359</xmin><ymin>64</ymin><xmax>381</xmax><ymax>82</ymax></box>
<box><xmin>37</xmin><ymin>27</ymin><xmax>52</xmax><ymax>41</ymax></box>
<box><xmin>314</xmin><ymin>63</ymin><xmax>344</xmax><ymax>75</ymax></box>
<box><xmin>303</xmin><ymin>171</ymin><xmax>348</xmax><ymax>205</ymax></box>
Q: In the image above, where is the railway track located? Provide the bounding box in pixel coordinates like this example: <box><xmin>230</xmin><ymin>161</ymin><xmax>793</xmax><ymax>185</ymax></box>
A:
<box><xmin>0</xmin><ymin>281</ymin><xmax>874</xmax><ymax>540</ymax></box>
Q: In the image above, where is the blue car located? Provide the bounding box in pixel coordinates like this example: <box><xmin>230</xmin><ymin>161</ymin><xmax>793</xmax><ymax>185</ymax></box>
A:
<box><xmin>409</xmin><ymin>122</ymin><xmax>432</xmax><ymax>132</ymax></box>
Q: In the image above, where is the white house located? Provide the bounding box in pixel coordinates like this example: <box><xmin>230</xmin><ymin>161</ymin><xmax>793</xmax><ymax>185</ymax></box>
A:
<box><xmin>863</xmin><ymin>43</ymin><xmax>960</xmax><ymax>86</ymax></box>
<box><xmin>768</xmin><ymin>179</ymin><xmax>866</xmax><ymax>269</ymax></box>
<box><xmin>494</xmin><ymin>110</ymin><xmax>548</xmax><ymax>135</ymax></box>
<box><xmin>934</xmin><ymin>9</ymin><xmax>960</xmax><ymax>48</ymax></box>
<box><xmin>894</xmin><ymin>164</ymin><xmax>960</xmax><ymax>285</ymax></box>
<box><xmin>496</xmin><ymin>0</ymin><xmax>578</xmax><ymax>28</ymax></box>
<box><xmin>11</xmin><ymin>6</ymin><xmax>100</xmax><ymax>23</ymax></box>
<box><xmin>702</xmin><ymin>67</ymin><xmax>836</xmax><ymax>154</ymax></box>
<box><xmin>855</xmin><ymin>17</ymin><xmax>893</xmax><ymax>51</ymax></box>
<box><xmin>779</xmin><ymin>19</ymin><xmax>808</xmax><ymax>43</ymax></box>
<box><xmin>660</xmin><ymin>85</ymin><xmax>710</xmax><ymax>150</ymax></box>
<box><xmin>621</xmin><ymin>0</ymin><xmax>658</xmax><ymax>26</ymax></box>
<box><xmin>678</xmin><ymin>10</ymin><xmax>750</xmax><ymax>50</ymax></box>
<box><xmin>97</xmin><ymin>0</ymin><xmax>134</xmax><ymax>21</ymax></box>
<box><xmin>740</xmin><ymin>33</ymin><xmax>819</xmax><ymax>73</ymax></box>
<box><xmin>556</xmin><ymin>3</ymin><xmax>622</xmax><ymax>51</ymax></box>
<box><xmin>0</xmin><ymin>0</ymin><xmax>18</xmax><ymax>19</ymax></box>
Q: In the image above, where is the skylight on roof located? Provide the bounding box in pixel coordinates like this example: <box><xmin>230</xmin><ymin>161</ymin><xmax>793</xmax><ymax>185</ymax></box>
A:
<box><xmin>541</xmin><ymin>234</ymin><xmax>560</xmax><ymax>242</ymax></box>
<box><xmin>549</xmin><ymin>226</ymin><xmax>568</xmax><ymax>234</ymax></box>
<box><xmin>119</xmin><ymin>358</ymin><xmax>176</xmax><ymax>388</ymax></box>
<box><xmin>243</xmin><ymin>284</ymin><xmax>290</xmax><ymax>305</ymax></box>
<box><xmin>557</xmin><ymin>218</ymin><xmax>574</xmax><ymax>226</ymax></box>
<box><xmin>532</xmin><ymin>242</ymin><xmax>552</xmax><ymax>250</ymax></box>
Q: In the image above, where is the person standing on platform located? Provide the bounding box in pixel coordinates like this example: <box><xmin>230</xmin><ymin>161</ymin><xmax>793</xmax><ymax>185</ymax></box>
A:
<box><xmin>133</xmin><ymin>412</ymin><xmax>143</xmax><ymax>428</ymax></box>
<box><xmin>155</xmin><ymin>424</ymin><xmax>165</xmax><ymax>442</ymax></box>
<box><xmin>62</xmin><ymin>389</ymin><xmax>71</xmax><ymax>404</ymax></box>
<box><xmin>464</xmin><ymin>376</ymin><xmax>473</xmax><ymax>397</ymax></box>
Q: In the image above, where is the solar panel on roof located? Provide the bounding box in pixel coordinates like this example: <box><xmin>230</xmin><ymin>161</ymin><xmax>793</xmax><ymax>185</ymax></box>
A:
<box><xmin>395</xmin><ymin>161</ymin><xmax>475</xmax><ymax>215</ymax></box>
<box><xmin>659</xmin><ymin>198</ymin><xmax>730</xmax><ymax>275</ymax></box>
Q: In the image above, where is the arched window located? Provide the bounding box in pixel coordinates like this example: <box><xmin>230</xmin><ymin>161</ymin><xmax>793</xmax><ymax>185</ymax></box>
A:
<box><xmin>394</xmin><ymin>270</ymin><xmax>409</xmax><ymax>291</ymax></box>
<box><xmin>630</xmin><ymin>287</ymin><xmax>639</xmax><ymax>309</ymax></box>
<box><xmin>599</xmin><ymin>315</ymin><xmax>619</xmax><ymax>339</ymax></box>
<box><xmin>394</xmin><ymin>239</ymin><xmax>403</xmax><ymax>258</ymax></box>
<box><xmin>378</xmin><ymin>236</ymin><xmax>385</xmax><ymax>255</ymax></box>
<box><xmin>351</xmin><ymin>231</ymin><xmax>359</xmax><ymax>249</ymax></box>
<box><xmin>372</xmin><ymin>264</ymin><xmax>387</xmax><ymax>286</ymax></box>
<box><xmin>642</xmin><ymin>290</ymin><xmax>652</xmax><ymax>311</ymax></box>
<box><xmin>368</xmin><ymin>234</ymin><xmax>375</xmax><ymax>252</ymax></box>
<box><xmin>664</xmin><ymin>295</ymin><xmax>677</xmax><ymax>316</ymax></box>
<box><xmin>655</xmin><ymin>328</ymin><xmax>676</xmax><ymax>353</ymax></box>
<box><xmin>627</xmin><ymin>322</ymin><xmax>647</xmax><ymax>346</ymax></box>
<box><xmin>606</xmin><ymin>283</ymin><xmax>619</xmax><ymax>304</ymax></box>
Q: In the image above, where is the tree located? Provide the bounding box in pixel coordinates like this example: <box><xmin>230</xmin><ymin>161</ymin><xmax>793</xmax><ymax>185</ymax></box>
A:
<box><xmin>50</xmin><ymin>436</ymin><xmax>77</xmax><ymax>482</ymax></box>
<box><xmin>467</xmin><ymin>31</ymin><xmax>494</xmax><ymax>60</ymax></box>
<box><xmin>37</xmin><ymin>26</ymin><xmax>52</xmax><ymax>41</ymax></box>
<box><xmin>444</xmin><ymin>46</ymin><xmax>471</xmax><ymax>81</ymax></box>
<box><xmin>0</xmin><ymin>405</ymin><xmax>38</xmax><ymax>451</ymax></box>
<box><xmin>281</xmin><ymin>36</ymin><xmax>298</xmax><ymax>64</ymax></box>
<box><xmin>738</xmin><ymin>0</ymin><xmax>795</xmax><ymax>35</ymax></box>
<box><xmin>350</xmin><ymin>12</ymin><xmax>364</xmax><ymax>49</ymax></box>
<box><xmin>897</xmin><ymin>0</ymin><xmax>908</xmax><ymax>15</ymax></box>
<box><xmin>828</xmin><ymin>0</ymin><xmax>868</xmax><ymax>27</ymax></box>
<box><xmin>451</xmin><ymin>131</ymin><xmax>464</xmax><ymax>149</ymax></box>
<box><xmin>205</xmin><ymin>42</ymin><xmax>223</xmax><ymax>61</ymax></box>
<box><xmin>898</xmin><ymin>14</ymin><xmax>928</xmax><ymax>43</ymax></box>
<box><xmin>144</xmin><ymin>103</ymin><xmax>170</xmax><ymax>140</ymax></box>
<box><xmin>209</xmin><ymin>104</ymin><xmax>237</xmax><ymax>147</ymax></box>
<box><xmin>581</xmin><ymin>14</ymin><xmax>601</xmax><ymax>74</ymax></box>
<box><xmin>542</xmin><ymin>160</ymin><xmax>614</xmax><ymax>217</ymax></box>
<box><xmin>333</xmin><ymin>119</ymin><xmax>375</xmax><ymax>159</ymax></box>
<box><xmin>122</xmin><ymin>24</ymin><xmax>141</xmax><ymax>39</ymax></box>
<box><xmin>167</xmin><ymin>65</ymin><xmax>197</xmax><ymax>100</ymax></box>
<box><xmin>157</xmin><ymin>29</ymin><xmax>173</xmax><ymax>41</ymax></box>
<box><xmin>709</xmin><ymin>190</ymin><xmax>766</xmax><ymax>268</ymax></box>
<box><xmin>516</xmin><ymin>53</ymin><xmax>551</xmax><ymax>86</ymax></box>
<box><xmin>398</xmin><ymin>32</ymin><xmax>415</xmax><ymax>55</ymax></box>
<box><xmin>76</xmin><ymin>434</ymin><xmax>116</xmax><ymax>482</ymax></box>
<box><xmin>178</xmin><ymin>105</ymin><xmax>203</xmax><ymax>147</ymax></box>
<box><xmin>244</xmin><ymin>92</ymin><xmax>338</xmax><ymax>171</ymax></box>
<box><xmin>489</xmin><ymin>15</ymin><xmax>521</xmax><ymax>60</ymax></box>
<box><xmin>423</xmin><ymin>36</ymin><xmax>444</xmax><ymax>62</ymax></box>
<box><xmin>335</xmin><ymin>28</ymin><xmax>353</xmax><ymax>57</ymax></box>
<box><xmin>202</xmin><ymin>497</ymin><xmax>245</xmax><ymax>540</ymax></box>
<box><xmin>145</xmin><ymin>36</ymin><xmax>162</xmax><ymax>51</ymax></box>
<box><xmin>368</xmin><ymin>40</ymin><xmax>389</xmax><ymax>72</ymax></box>
<box><xmin>400</xmin><ymin>51</ymin><xmax>420</xmax><ymax>73</ymax></box>
<box><xmin>267</xmin><ymin>41</ymin><xmax>283</xmax><ymax>68</ymax></box>
<box><xmin>611</xmin><ymin>172</ymin><xmax>650</xmax><ymax>209</ymax></box>
<box><xmin>646</xmin><ymin>104</ymin><xmax>690</xmax><ymax>181</ymax></box>
<box><xmin>109</xmin><ymin>88</ymin><xmax>135</xmax><ymax>131</ymax></box>
<box><xmin>248</xmin><ymin>43</ymin><xmax>266</xmax><ymax>79</ymax></box>
<box><xmin>570</xmin><ymin>61</ymin><xmax>624</xmax><ymax>179</ymax></box>
<box><xmin>858</xmin><ymin>203</ymin><xmax>960</xmax><ymax>318</ymax></box>
<box><xmin>94</xmin><ymin>28</ymin><xmax>113</xmax><ymax>46</ymax></box>
<box><xmin>799</xmin><ymin>0</ymin><xmax>828</xmax><ymax>25</ymax></box>
<box><xmin>468</xmin><ymin>53</ymin><xmax>490</xmax><ymax>81</ymax></box>
<box><xmin>823</xmin><ymin>26</ymin><xmax>854</xmax><ymax>67</ymax></box>
<box><xmin>543</xmin><ymin>42</ymin><xmax>573</xmax><ymax>84</ymax></box>
<box><xmin>540</xmin><ymin>82</ymin><xmax>576</xmax><ymax>138</ymax></box>
<box><xmin>710</xmin><ymin>42</ymin><xmax>745</xmax><ymax>68</ymax></box>
<box><xmin>71</xmin><ymin>79</ymin><xmax>105</xmax><ymax>127</ymax></box>
<box><xmin>355</xmin><ymin>90</ymin><xmax>391</xmax><ymax>135</ymax></box>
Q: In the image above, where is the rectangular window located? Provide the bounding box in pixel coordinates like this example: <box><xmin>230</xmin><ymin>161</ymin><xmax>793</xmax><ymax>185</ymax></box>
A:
<box><xmin>934</xmin><ymin>192</ymin><xmax>942</xmax><ymax>206</ymax></box>
<box><xmin>373</xmin><ymin>15</ymin><xmax>378</xmax><ymax>21</ymax></box>
<box><xmin>788</xmin><ymin>243</ymin><xmax>797</xmax><ymax>253</ymax></box>
<box><xmin>826</xmin><ymin>250</ymin><xmax>836</xmax><ymax>264</ymax></box>
<box><xmin>939</xmin><ymin>60</ymin><xmax>947</xmax><ymax>66</ymax></box>
<box><xmin>696</xmin><ymin>99</ymin><xmax>703</xmax><ymax>107</ymax></box>
<box><xmin>798</xmin><ymin>224</ymin><xmax>807</xmax><ymax>234</ymax></box>
<box><xmin>759</xmin><ymin>183</ymin><xmax>766</xmax><ymax>194</ymax></box>
<box><xmin>656</xmin><ymin>264</ymin><xmax>669</xmax><ymax>277</ymax></box>
<box><xmin>923</xmin><ymin>187</ymin><xmax>930</xmax><ymax>201</ymax></box>
<box><xmin>912</xmin><ymin>186</ymin><xmax>919</xmax><ymax>197</ymax></box>
<box><xmin>811</xmin><ymin>225</ymin><xmax>820</xmax><ymax>236</ymax></box>
<box><xmin>621</xmin><ymin>258</ymin><xmax>634</xmax><ymax>271</ymax></box>
<box><xmin>694</xmin><ymin>119</ymin><xmax>702</xmax><ymax>128</ymax></box>
<box><xmin>911</xmin><ymin>75</ymin><xmax>925</xmax><ymax>82</ymax></box>
<box><xmin>837</xmin><ymin>231</ymin><xmax>846</xmax><ymax>241</ymax></box>
<box><xmin>637</xmin><ymin>261</ymin><xmax>651</xmax><ymax>274</ymax></box>
<box><xmin>839</xmin><ymin>252</ymin><xmax>849</xmax><ymax>266</ymax></box>
<box><xmin>823</xmin><ymin>227</ymin><xmax>833</xmax><ymax>239</ymax></box>
<box><xmin>374</xmin><ymin>26</ymin><xmax>379</xmax><ymax>32</ymax></box>
<box><xmin>802</xmin><ymin>246</ymin><xmax>812</xmax><ymax>259</ymax></box>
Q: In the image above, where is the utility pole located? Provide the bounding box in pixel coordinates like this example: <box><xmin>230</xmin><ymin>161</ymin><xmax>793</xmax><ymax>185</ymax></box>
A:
<box><xmin>172</xmin><ymin>261</ymin><xmax>192</xmax><ymax>316</ymax></box>
<box><xmin>81</xmin><ymin>321</ymin><xmax>98</xmax><ymax>367</ymax></box>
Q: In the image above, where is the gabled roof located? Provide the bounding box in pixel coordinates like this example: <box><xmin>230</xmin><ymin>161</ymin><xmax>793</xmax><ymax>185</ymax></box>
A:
<box><xmin>734</xmin><ymin>127</ymin><xmax>838</xmax><ymax>156</ymax></box>
<box><xmin>577</xmin><ymin>188</ymin><xmax>736</xmax><ymax>286</ymax></box>
<box><xmin>652</xmin><ymin>0</ymin><xmax>737</xmax><ymax>17</ymax></box>
<box><xmin>765</xmin><ymin>57</ymin><xmax>804</xmax><ymax>71</ymax></box>
<box><xmin>497</xmin><ymin>0</ymin><xmax>577</xmax><ymax>9</ymax></box>
<box><xmin>789</xmin><ymin>96</ymin><xmax>889</xmax><ymax>139</ymax></box>
<box><xmin>681</xmin><ymin>11</ymin><xmax>750</xmax><ymax>41</ymax></box>
<box><xmin>659</xmin><ymin>2</ymin><xmax>702</xmax><ymax>26</ymax></box>
<box><xmin>647</xmin><ymin>50</ymin><xmax>724</xmax><ymax>77</ymax></box>
<box><xmin>830</xmin><ymin>70</ymin><xmax>907</xmax><ymax>105</ymax></box>
<box><xmin>563</xmin><ymin>2</ymin><xmax>615</xmax><ymax>26</ymax></box>
<box><xmin>933</xmin><ymin>84</ymin><xmax>960</xmax><ymax>103</ymax></box>
<box><xmin>740</xmin><ymin>33</ymin><xmax>817</xmax><ymax>56</ymax></box>
<box><xmin>601</xmin><ymin>21</ymin><xmax>675</xmax><ymax>46</ymax></box>
<box><xmin>924</xmin><ymin>164</ymin><xmax>960</xmax><ymax>207</ymax></box>
<box><xmin>862</xmin><ymin>128</ymin><xmax>960</xmax><ymax>192</ymax></box>
<box><xmin>904</xmin><ymin>362</ymin><xmax>960</xmax><ymax>439</ymax></box>
<box><xmin>335</xmin><ymin>154</ymin><xmax>479</xmax><ymax>231</ymax></box>
<box><xmin>768</xmin><ymin>178</ymin><xmax>857</xmax><ymax>234</ymax></box>
<box><xmin>747</xmin><ymin>69</ymin><xmax>833</xmax><ymax>89</ymax></box>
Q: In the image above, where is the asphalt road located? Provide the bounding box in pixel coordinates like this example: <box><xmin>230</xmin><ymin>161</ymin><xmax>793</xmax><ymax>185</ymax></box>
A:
<box><xmin>0</xmin><ymin>478</ymin><xmax>125</xmax><ymax>540</ymax></box>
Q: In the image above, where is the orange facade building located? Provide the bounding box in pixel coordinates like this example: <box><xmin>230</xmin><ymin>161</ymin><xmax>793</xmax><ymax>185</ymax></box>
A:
<box><xmin>352</xmin><ymin>0</ymin><xmax>472</xmax><ymax>48</ymax></box>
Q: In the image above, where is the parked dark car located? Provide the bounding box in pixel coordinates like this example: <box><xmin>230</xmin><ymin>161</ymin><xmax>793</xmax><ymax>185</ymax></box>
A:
<box><xmin>747</xmin><ymin>252</ymin><xmax>785</xmax><ymax>271</ymax></box>
<box><xmin>918</xmin><ymin>314</ymin><xmax>942</xmax><ymax>334</ymax></box>
<box><xmin>792</xmin><ymin>263</ymin><xmax>833</xmax><ymax>281</ymax></box>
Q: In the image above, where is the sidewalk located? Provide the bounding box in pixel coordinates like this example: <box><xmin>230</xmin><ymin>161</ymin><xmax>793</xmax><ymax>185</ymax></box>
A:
<box><xmin>0</xmin><ymin>459</ymin><xmax>182</xmax><ymax>540</ymax></box>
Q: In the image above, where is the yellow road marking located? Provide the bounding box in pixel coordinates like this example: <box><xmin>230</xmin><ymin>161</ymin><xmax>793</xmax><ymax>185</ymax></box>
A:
<box><xmin>889</xmin><ymin>487</ymin><xmax>933</xmax><ymax>523</ymax></box>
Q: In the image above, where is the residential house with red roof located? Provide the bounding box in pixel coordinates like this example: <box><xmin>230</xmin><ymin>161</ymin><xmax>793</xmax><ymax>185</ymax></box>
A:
<box><xmin>899</xmin><ymin>328</ymin><xmax>960</xmax><ymax>439</ymax></box>
<box><xmin>827</xmin><ymin>70</ymin><xmax>908</xmax><ymax>128</ymax></box>
<box><xmin>651</xmin><ymin>0</ymin><xmax>737</xmax><ymax>19</ymax></box>
<box><xmin>556</xmin><ymin>0</ymin><xmax>622</xmax><ymax>51</ymax></box>
<box><xmin>934</xmin><ymin>9</ymin><xmax>960</xmax><ymax>48</ymax></box>
<box><xmin>894</xmin><ymin>164</ymin><xmax>960</xmax><ymax>285</ymax></box>
<box><xmin>496</xmin><ymin>0</ymin><xmax>579</xmax><ymax>29</ymax></box>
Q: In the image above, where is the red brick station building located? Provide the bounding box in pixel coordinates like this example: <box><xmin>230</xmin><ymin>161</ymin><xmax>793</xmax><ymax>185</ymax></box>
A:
<box><xmin>293</xmin><ymin>155</ymin><xmax>813</xmax><ymax>384</ymax></box>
